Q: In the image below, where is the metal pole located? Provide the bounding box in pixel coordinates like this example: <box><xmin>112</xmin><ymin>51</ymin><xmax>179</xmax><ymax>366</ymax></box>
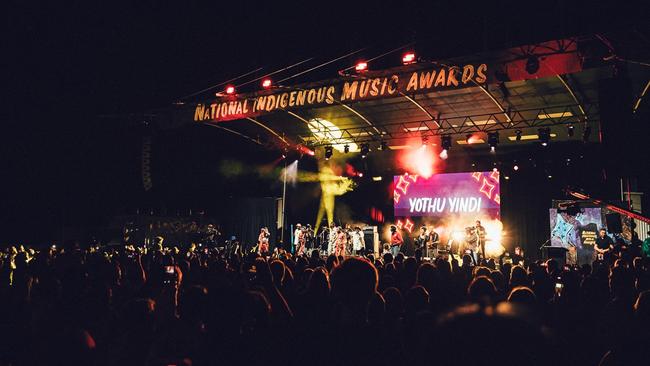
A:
<box><xmin>280</xmin><ymin>160</ymin><xmax>287</xmax><ymax>244</ymax></box>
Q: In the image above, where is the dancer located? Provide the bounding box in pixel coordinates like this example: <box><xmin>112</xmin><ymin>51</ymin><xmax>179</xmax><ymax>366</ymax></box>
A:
<box><xmin>258</xmin><ymin>227</ymin><xmax>270</xmax><ymax>256</ymax></box>
<box><xmin>328</xmin><ymin>222</ymin><xmax>338</xmax><ymax>255</ymax></box>
<box><xmin>351</xmin><ymin>226</ymin><xmax>365</xmax><ymax>255</ymax></box>
<box><xmin>296</xmin><ymin>226</ymin><xmax>306</xmax><ymax>255</ymax></box>
<box><xmin>335</xmin><ymin>226</ymin><xmax>347</xmax><ymax>257</ymax></box>
<box><xmin>293</xmin><ymin>224</ymin><xmax>302</xmax><ymax>254</ymax></box>
<box><xmin>390</xmin><ymin>225</ymin><xmax>403</xmax><ymax>257</ymax></box>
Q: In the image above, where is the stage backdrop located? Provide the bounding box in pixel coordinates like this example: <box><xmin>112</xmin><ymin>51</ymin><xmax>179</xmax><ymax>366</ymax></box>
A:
<box><xmin>392</xmin><ymin>171</ymin><xmax>501</xmax><ymax>255</ymax></box>
<box><xmin>393</xmin><ymin>171</ymin><xmax>500</xmax><ymax>219</ymax></box>
<box><xmin>549</xmin><ymin>202</ymin><xmax>603</xmax><ymax>265</ymax></box>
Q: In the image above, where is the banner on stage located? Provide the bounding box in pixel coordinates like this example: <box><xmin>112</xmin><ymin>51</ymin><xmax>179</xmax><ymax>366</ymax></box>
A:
<box><xmin>393</xmin><ymin>171</ymin><xmax>500</xmax><ymax>219</ymax></box>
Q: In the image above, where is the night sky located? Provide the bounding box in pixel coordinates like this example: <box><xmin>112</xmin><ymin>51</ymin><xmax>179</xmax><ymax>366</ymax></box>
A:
<box><xmin>3</xmin><ymin>1</ymin><xmax>648</xmax><ymax>243</ymax></box>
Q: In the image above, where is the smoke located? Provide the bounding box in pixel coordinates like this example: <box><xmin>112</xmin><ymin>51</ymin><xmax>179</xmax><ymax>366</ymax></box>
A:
<box><xmin>282</xmin><ymin>160</ymin><xmax>299</xmax><ymax>186</ymax></box>
<box><xmin>314</xmin><ymin>164</ymin><xmax>355</xmax><ymax>232</ymax></box>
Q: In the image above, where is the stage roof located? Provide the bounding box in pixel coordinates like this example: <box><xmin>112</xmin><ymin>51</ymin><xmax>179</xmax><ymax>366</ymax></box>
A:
<box><xmin>167</xmin><ymin>36</ymin><xmax>649</xmax><ymax>156</ymax></box>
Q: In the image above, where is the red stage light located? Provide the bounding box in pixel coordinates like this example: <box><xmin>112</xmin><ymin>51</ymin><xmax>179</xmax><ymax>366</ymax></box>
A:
<box><xmin>355</xmin><ymin>61</ymin><xmax>368</xmax><ymax>72</ymax></box>
<box><xmin>262</xmin><ymin>79</ymin><xmax>272</xmax><ymax>89</ymax></box>
<box><xmin>296</xmin><ymin>145</ymin><xmax>315</xmax><ymax>157</ymax></box>
<box><xmin>402</xmin><ymin>52</ymin><xmax>416</xmax><ymax>65</ymax></box>
<box><xmin>225</xmin><ymin>85</ymin><xmax>235</xmax><ymax>95</ymax></box>
<box><xmin>396</xmin><ymin>138</ymin><xmax>439</xmax><ymax>179</ymax></box>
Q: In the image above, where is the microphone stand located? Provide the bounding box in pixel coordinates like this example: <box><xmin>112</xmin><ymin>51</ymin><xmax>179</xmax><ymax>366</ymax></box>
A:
<box><xmin>538</xmin><ymin>239</ymin><xmax>551</xmax><ymax>260</ymax></box>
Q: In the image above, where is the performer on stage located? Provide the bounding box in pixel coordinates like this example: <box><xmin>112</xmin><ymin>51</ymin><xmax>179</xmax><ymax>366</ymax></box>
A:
<box><xmin>296</xmin><ymin>226</ymin><xmax>306</xmax><ymax>255</ymax></box>
<box><xmin>416</xmin><ymin>226</ymin><xmax>429</xmax><ymax>257</ymax></box>
<box><xmin>475</xmin><ymin>220</ymin><xmax>487</xmax><ymax>261</ymax></box>
<box><xmin>294</xmin><ymin>224</ymin><xmax>302</xmax><ymax>254</ymax></box>
<box><xmin>594</xmin><ymin>228</ymin><xmax>614</xmax><ymax>262</ymax></box>
<box><xmin>335</xmin><ymin>226</ymin><xmax>347</xmax><ymax>257</ymax></box>
<box><xmin>464</xmin><ymin>226</ymin><xmax>478</xmax><ymax>264</ymax></box>
<box><xmin>390</xmin><ymin>225</ymin><xmax>403</xmax><ymax>257</ymax></box>
<box><xmin>304</xmin><ymin>224</ymin><xmax>314</xmax><ymax>252</ymax></box>
<box><xmin>258</xmin><ymin>227</ymin><xmax>270</xmax><ymax>256</ymax></box>
<box><xmin>429</xmin><ymin>228</ymin><xmax>440</xmax><ymax>258</ymax></box>
<box><xmin>328</xmin><ymin>222</ymin><xmax>337</xmax><ymax>255</ymax></box>
<box><xmin>351</xmin><ymin>226</ymin><xmax>365</xmax><ymax>255</ymax></box>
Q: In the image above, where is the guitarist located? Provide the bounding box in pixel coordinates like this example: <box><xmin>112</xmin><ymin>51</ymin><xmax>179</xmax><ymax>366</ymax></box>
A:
<box><xmin>594</xmin><ymin>228</ymin><xmax>614</xmax><ymax>263</ymax></box>
<box><xmin>416</xmin><ymin>226</ymin><xmax>430</xmax><ymax>257</ymax></box>
<box><xmin>429</xmin><ymin>229</ymin><xmax>440</xmax><ymax>258</ymax></box>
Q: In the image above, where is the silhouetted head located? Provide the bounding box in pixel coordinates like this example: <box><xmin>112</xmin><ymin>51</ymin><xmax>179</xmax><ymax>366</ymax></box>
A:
<box><xmin>405</xmin><ymin>285</ymin><xmax>430</xmax><ymax>315</ymax></box>
<box><xmin>468</xmin><ymin>276</ymin><xmax>497</xmax><ymax>303</ymax></box>
<box><xmin>331</xmin><ymin>257</ymin><xmax>378</xmax><ymax>311</ymax></box>
<box><xmin>508</xmin><ymin>286</ymin><xmax>537</xmax><ymax>306</ymax></box>
<box><xmin>383</xmin><ymin>287</ymin><xmax>404</xmax><ymax>320</ymax></box>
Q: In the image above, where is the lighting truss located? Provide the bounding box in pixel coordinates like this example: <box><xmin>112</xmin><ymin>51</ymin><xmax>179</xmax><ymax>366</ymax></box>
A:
<box><xmin>300</xmin><ymin>103</ymin><xmax>598</xmax><ymax>147</ymax></box>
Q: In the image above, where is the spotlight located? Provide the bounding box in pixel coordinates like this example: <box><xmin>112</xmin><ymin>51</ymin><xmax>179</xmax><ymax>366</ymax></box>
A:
<box><xmin>525</xmin><ymin>55</ymin><xmax>540</xmax><ymax>74</ymax></box>
<box><xmin>582</xmin><ymin>126</ymin><xmax>591</xmax><ymax>143</ymax></box>
<box><xmin>488</xmin><ymin>132</ymin><xmax>499</xmax><ymax>152</ymax></box>
<box><xmin>513</xmin><ymin>163</ymin><xmax>519</xmax><ymax>171</ymax></box>
<box><xmin>439</xmin><ymin>149</ymin><xmax>448</xmax><ymax>160</ymax></box>
<box><xmin>324</xmin><ymin>145</ymin><xmax>333</xmax><ymax>160</ymax></box>
<box><xmin>441</xmin><ymin>135</ymin><xmax>452</xmax><ymax>151</ymax></box>
<box><xmin>538</xmin><ymin>127</ymin><xmax>551</xmax><ymax>146</ymax></box>
<box><xmin>567</xmin><ymin>124</ymin><xmax>575</xmax><ymax>137</ymax></box>
<box><xmin>261</xmin><ymin>78</ymin><xmax>272</xmax><ymax>89</ymax></box>
<box><xmin>360</xmin><ymin>143</ymin><xmax>370</xmax><ymax>158</ymax></box>
<box><xmin>402</xmin><ymin>52</ymin><xmax>416</xmax><ymax>65</ymax></box>
<box><xmin>225</xmin><ymin>85</ymin><xmax>236</xmax><ymax>95</ymax></box>
<box><xmin>355</xmin><ymin>61</ymin><xmax>368</xmax><ymax>72</ymax></box>
<box><xmin>466</xmin><ymin>134</ymin><xmax>472</xmax><ymax>144</ymax></box>
<box><xmin>379</xmin><ymin>141</ymin><xmax>388</xmax><ymax>151</ymax></box>
<box><xmin>344</xmin><ymin>144</ymin><xmax>350</xmax><ymax>153</ymax></box>
<box><xmin>515</xmin><ymin>129</ymin><xmax>522</xmax><ymax>141</ymax></box>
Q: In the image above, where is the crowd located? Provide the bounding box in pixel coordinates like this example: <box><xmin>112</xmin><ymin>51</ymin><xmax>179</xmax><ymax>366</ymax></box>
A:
<box><xmin>1</xmin><ymin>243</ymin><xmax>650</xmax><ymax>366</ymax></box>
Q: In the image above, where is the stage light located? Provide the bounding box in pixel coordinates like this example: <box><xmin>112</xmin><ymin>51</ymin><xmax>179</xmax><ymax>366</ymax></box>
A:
<box><xmin>379</xmin><ymin>141</ymin><xmax>388</xmax><ymax>151</ymax></box>
<box><xmin>439</xmin><ymin>149</ymin><xmax>448</xmax><ymax>160</ymax></box>
<box><xmin>225</xmin><ymin>85</ymin><xmax>236</xmax><ymax>95</ymax></box>
<box><xmin>504</xmin><ymin>175</ymin><xmax>510</xmax><ymax>180</ymax></box>
<box><xmin>515</xmin><ymin>129</ymin><xmax>522</xmax><ymax>141</ymax></box>
<box><xmin>525</xmin><ymin>55</ymin><xmax>540</xmax><ymax>74</ymax></box>
<box><xmin>466</xmin><ymin>134</ymin><xmax>472</xmax><ymax>144</ymax></box>
<box><xmin>297</xmin><ymin>145</ymin><xmax>315</xmax><ymax>156</ymax></box>
<box><xmin>488</xmin><ymin>132</ymin><xmax>499</xmax><ymax>152</ymax></box>
<box><xmin>355</xmin><ymin>61</ymin><xmax>368</xmax><ymax>72</ymax></box>
<box><xmin>402</xmin><ymin>52</ymin><xmax>416</xmax><ymax>65</ymax></box>
<box><xmin>567</xmin><ymin>124</ymin><xmax>575</xmax><ymax>137</ymax></box>
<box><xmin>441</xmin><ymin>135</ymin><xmax>452</xmax><ymax>151</ymax></box>
<box><xmin>513</xmin><ymin>164</ymin><xmax>519</xmax><ymax>171</ymax></box>
<box><xmin>324</xmin><ymin>145</ymin><xmax>333</xmax><ymax>160</ymax></box>
<box><xmin>262</xmin><ymin>78</ymin><xmax>272</xmax><ymax>89</ymax></box>
<box><xmin>538</xmin><ymin>127</ymin><xmax>551</xmax><ymax>146</ymax></box>
<box><xmin>548</xmin><ymin>175</ymin><xmax>553</xmax><ymax>179</ymax></box>
<box><xmin>372</xmin><ymin>176</ymin><xmax>383</xmax><ymax>181</ymax></box>
<box><xmin>358</xmin><ymin>172</ymin><xmax>364</xmax><ymax>177</ymax></box>
<box><xmin>344</xmin><ymin>144</ymin><xmax>350</xmax><ymax>153</ymax></box>
<box><xmin>360</xmin><ymin>143</ymin><xmax>370</xmax><ymax>158</ymax></box>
